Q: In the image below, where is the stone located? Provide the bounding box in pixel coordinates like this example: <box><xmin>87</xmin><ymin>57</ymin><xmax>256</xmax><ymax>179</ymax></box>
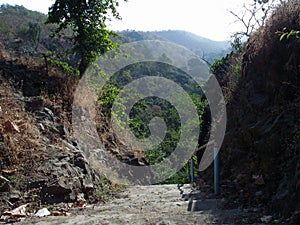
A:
<box><xmin>44</xmin><ymin>107</ymin><xmax>54</xmax><ymax>121</ymax></box>
<box><xmin>24</xmin><ymin>97</ymin><xmax>44</xmax><ymax>112</ymax></box>
<box><xmin>35</xmin><ymin>208</ymin><xmax>51</xmax><ymax>217</ymax></box>
<box><xmin>9</xmin><ymin>190</ymin><xmax>21</xmax><ymax>203</ymax></box>
<box><xmin>76</xmin><ymin>193</ymin><xmax>86</xmax><ymax>207</ymax></box>
<box><xmin>82</xmin><ymin>180</ymin><xmax>94</xmax><ymax>191</ymax></box>
<box><xmin>56</xmin><ymin>125</ymin><xmax>71</xmax><ymax>138</ymax></box>
<box><xmin>3</xmin><ymin>204</ymin><xmax>27</xmax><ymax>217</ymax></box>
<box><xmin>42</xmin><ymin>180</ymin><xmax>72</xmax><ymax>204</ymax></box>
<box><xmin>253</xmin><ymin>175</ymin><xmax>265</xmax><ymax>185</ymax></box>
<box><xmin>62</xmin><ymin>140</ymin><xmax>78</xmax><ymax>152</ymax></box>
<box><xmin>39</xmin><ymin>123</ymin><xmax>45</xmax><ymax>131</ymax></box>
<box><xmin>255</xmin><ymin>191</ymin><xmax>263</xmax><ymax>197</ymax></box>
<box><xmin>74</xmin><ymin>157</ymin><xmax>88</xmax><ymax>173</ymax></box>
<box><xmin>260</xmin><ymin>215</ymin><xmax>273</xmax><ymax>223</ymax></box>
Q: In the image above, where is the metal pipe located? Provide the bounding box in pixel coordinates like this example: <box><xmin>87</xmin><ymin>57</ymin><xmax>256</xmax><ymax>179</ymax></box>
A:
<box><xmin>187</xmin><ymin>160</ymin><xmax>191</xmax><ymax>182</ymax></box>
<box><xmin>214</xmin><ymin>147</ymin><xmax>220</xmax><ymax>195</ymax></box>
<box><xmin>190</xmin><ymin>158</ymin><xmax>194</xmax><ymax>183</ymax></box>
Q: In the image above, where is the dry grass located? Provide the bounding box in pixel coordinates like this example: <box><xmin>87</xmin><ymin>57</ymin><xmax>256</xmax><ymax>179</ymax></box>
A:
<box><xmin>0</xmin><ymin>75</ymin><xmax>41</xmax><ymax>172</ymax></box>
<box><xmin>246</xmin><ymin>0</ymin><xmax>300</xmax><ymax>62</ymax></box>
<box><xmin>0</xmin><ymin>46</ymin><xmax>78</xmax><ymax>189</ymax></box>
<box><xmin>240</xmin><ymin>0</ymin><xmax>300</xmax><ymax>104</ymax></box>
<box><xmin>219</xmin><ymin>1</ymin><xmax>300</xmax><ymax>219</ymax></box>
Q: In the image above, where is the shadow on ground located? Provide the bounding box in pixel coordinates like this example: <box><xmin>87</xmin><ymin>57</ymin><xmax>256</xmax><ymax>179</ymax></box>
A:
<box><xmin>177</xmin><ymin>184</ymin><xmax>263</xmax><ymax>224</ymax></box>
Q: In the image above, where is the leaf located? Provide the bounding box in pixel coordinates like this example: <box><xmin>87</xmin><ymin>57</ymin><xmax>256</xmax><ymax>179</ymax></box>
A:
<box><xmin>47</xmin><ymin>0</ymin><xmax>123</xmax><ymax>76</ymax></box>
<box><xmin>279</xmin><ymin>33</ymin><xmax>287</xmax><ymax>41</ymax></box>
<box><xmin>287</xmin><ymin>30</ymin><xmax>296</xmax><ymax>39</ymax></box>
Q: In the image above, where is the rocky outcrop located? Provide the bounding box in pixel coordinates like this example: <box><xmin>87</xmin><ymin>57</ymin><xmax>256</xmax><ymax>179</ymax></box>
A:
<box><xmin>0</xmin><ymin>60</ymin><xmax>103</xmax><ymax>214</ymax></box>
<box><xmin>0</xmin><ymin>55</ymin><xmax>150</xmax><ymax>215</ymax></box>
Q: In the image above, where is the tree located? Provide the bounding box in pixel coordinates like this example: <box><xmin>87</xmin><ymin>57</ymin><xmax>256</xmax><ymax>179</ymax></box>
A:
<box><xmin>46</xmin><ymin>0</ymin><xmax>126</xmax><ymax>77</ymax></box>
<box><xmin>28</xmin><ymin>22</ymin><xmax>41</xmax><ymax>49</ymax></box>
<box><xmin>229</xmin><ymin>0</ymin><xmax>283</xmax><ymax>49</ymax></box>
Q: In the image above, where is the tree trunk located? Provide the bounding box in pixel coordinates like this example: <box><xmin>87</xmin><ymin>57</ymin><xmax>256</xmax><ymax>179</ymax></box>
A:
<box><xmin>79</xmin><ymin>57</ymin><xmax>88</xmax><ymax>78</ymax></box>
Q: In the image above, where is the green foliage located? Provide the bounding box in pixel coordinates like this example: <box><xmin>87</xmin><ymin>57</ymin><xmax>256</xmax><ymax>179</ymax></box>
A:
<box><xmin>97</xmin><ymin>62</ymin><xmax>207</xmax><ymax>184</ymax></box>
<box><xmin>46</xmin><ymin>0</ymin><xmax>126</xmax><ymax>76</ymax></box>
<box><xmin>0</xmin><ymin>4</ymin><xmax>229</xmax><ymax>72</ymax></box>
<box><xmin>95</xmin><ymin>177</ymin><xmax>125</xmax><ymax>202</ymax></box>
<box><xmin>129</xmin><ymin>97</ymin><xmax>182</xmax><ymax>164</ymax></box>
<box><xmin>98</xmin><ymin>84</ymin><xmax>120</xmax><ymax>109</ymax></box>
<box><xmin>47</xmin><ymin>52</ymin><xmax>80</xmax><ymax>76</ymax></box>
<box><xmin>0</xmin><ymin>4</ymin><xmax>80</xmax><ymax>68</ymax></box>
<box><xmin>234</xmin><ymin>63</ymin><xmax>241</xmax><ymax>77</ymax></box>
<box><xmin>0</xmin><ymin>4</ymin><xmax>47</xmax><ymax>40</ymax></box>
<box><xmin>210</xmin><ymin>56</ymin><xmax>230</xmax><ymax>76</ymax></box>
<box><xmin>161</xmin><ymin>155</ymin><xmax>198</xmax><ymax>184</ymax></box>
<box><xmin>277</xmin><ymin>28</ymin><xmax>300</xmax><ymax>41</ymax></box>
<box><xmin>230</xmin><ymin>35</ymin><xmax>243</xmax><ymax>52</ymax></box>
<box><xmin>210</xmin><ymin>51</ymin><xmax>243</xmax><ymax>102</ymax></box>
<box><xmin>28</xmin><ymin>22</ymin><xmax>41</xmax><ymax>48</ymax></box>
<box><xmin>119</xmin><ymin>30</ymin><xmax>231</xmax><ymax>64</ymax></box>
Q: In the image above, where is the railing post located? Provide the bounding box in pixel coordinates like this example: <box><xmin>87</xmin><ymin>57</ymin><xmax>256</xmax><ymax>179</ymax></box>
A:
<box><xmin>190</xmin><ymin>158</ymin><xmax>194</xmax><ymax>183</ymax></box>
<box><xmin>214</xmin><ymin>147</ymin><xmax>220</xmax><ymax>195</ymax></box>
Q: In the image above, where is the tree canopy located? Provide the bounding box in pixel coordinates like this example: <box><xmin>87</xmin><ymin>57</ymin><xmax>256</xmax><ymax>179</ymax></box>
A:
<box><xmin>47</xmin><ymin>0</ymin><xmax>126</xmax><ymax>77</ymax></box>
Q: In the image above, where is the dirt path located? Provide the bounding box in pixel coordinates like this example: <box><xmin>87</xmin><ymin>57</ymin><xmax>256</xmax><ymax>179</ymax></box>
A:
<box><xmin>18</xmin><ymin>184</ymin><xmax>261</xmax><ymax>225</ymax></box>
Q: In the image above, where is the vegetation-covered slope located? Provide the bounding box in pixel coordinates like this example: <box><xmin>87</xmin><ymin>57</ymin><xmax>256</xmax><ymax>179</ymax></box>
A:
<box><xmin>0</xmin><ymin>5</ymin><xmax>230</xmax><ymax>66</ymax></box>
<box><xmin>119</xmin><ymin>30</ymin><xmax>231</xmax><ymax>63</ymax></box>
<box><xmin>206</xmin><ymin>1</ymin><xmax>299</xmax><ymax>223</ymax></box>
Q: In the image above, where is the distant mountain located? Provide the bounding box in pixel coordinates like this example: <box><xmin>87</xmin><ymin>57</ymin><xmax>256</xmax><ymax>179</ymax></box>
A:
<box><xmin>119</xmin><ymin>30</ymin><xmax>231</xmax><ymax>64</ymax></box>
<box><xmin>0</xmin><ymin>4</ymin><xmax>231</xmax><ymax>65</ymax></box>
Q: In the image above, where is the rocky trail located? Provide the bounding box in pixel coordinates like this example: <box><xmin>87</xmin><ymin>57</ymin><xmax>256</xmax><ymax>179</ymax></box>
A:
<box><xmin>16</xmin><ymin>184</ymin><xmax>270</xmax><ymax>225</ymax></box>
<box><xmin>0</xmin><ymin>1</ymin><xmax>299</xmax><ymax>223</ymax></box>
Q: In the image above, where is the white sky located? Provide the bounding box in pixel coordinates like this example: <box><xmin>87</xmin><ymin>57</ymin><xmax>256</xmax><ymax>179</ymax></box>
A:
<box><xmin>0</xmin><ymin>0</ymin><xmax>252</xmax><ymax>41</ymax></box>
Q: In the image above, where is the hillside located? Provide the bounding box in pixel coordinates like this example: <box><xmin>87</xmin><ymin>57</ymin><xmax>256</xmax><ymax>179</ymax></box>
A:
<box><xmin>0</xmin><ymin>5</ymin><xmax>77</xmax><ymax>68</ymax></box>
<box><xmin>0</xmin><ymin>5</ymin><xmax>230</xmax><ymax>66</ymax></box>
<box><xmin>0</xmin><ymin>1</ymin><xmax>299</xmax><ymax>224</ymax></box>
<box><xmin>119</xmin><ymin>30</ymin><xmax>231</xmax><ymax>63</ymax></box>
<box><xmin>153</xmin><ymin>30</ymin><xmax>230</xmax><ymax>59</ymax></box>
<box><xmin>203</xmin><ymin>1</ymin><xmax>300</xmax><ymax>223</ymax></box>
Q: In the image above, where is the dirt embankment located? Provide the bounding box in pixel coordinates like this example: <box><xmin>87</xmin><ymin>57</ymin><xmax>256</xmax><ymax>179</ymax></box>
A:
<box><xmin>0</xmin><ymin>52</ymin><xmax>148</xmax><ymax>222</ymax></box>
<box><xmin>202</xmin><ymin>1</ymin><xmax>300</xmax><ymax>223</ymax></box>
<box><xmin>0</xmin><ymin>57</ymin><xmax>110</xmax><ymax>216</ymax></box>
